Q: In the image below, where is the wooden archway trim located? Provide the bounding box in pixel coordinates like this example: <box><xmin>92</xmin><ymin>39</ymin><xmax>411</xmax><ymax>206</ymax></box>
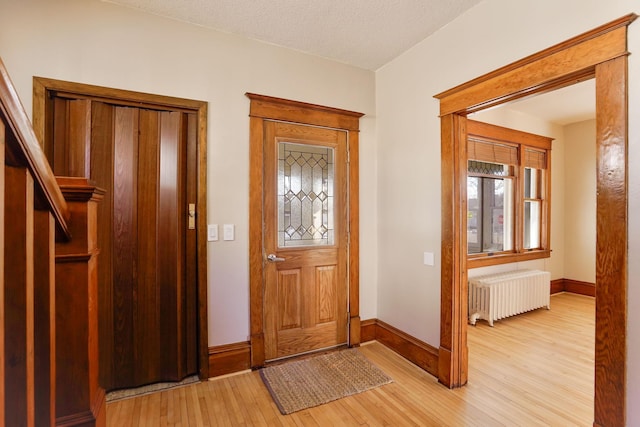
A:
<box><xmin>434</xmin><ymin>14</ymin><xmax>636</xmax><ymax>427</ymax></box>
<box><xmin>246</xmin><ymin>93</ymin><xmax>363</xmax><ymax>367</ymax></box>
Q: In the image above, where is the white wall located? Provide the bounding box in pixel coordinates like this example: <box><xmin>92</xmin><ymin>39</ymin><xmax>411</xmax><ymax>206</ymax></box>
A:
<box><xmin>564</xmin><ymin>120</ymin><xmax>596</xmax><ymax>284</ymax></box>
<box><xmin>0</xmin><ymin>0</ymin><xmax>378</xmax><ymax>346</ymax></box>
<box><xmin>375</xmin><ymin>0</ymin><xmax>639</xmax><ymax>423</ymax></box>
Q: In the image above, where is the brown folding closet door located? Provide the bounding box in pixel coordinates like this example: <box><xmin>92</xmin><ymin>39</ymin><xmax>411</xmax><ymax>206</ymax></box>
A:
<box><xmin>48</xmin><ymin>97</ymin><xmax>198</xmax><ymax>390</ymax></box>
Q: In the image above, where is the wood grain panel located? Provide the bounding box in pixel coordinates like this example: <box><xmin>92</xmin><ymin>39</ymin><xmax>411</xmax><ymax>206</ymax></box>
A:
<box><xmin>185</xmin><ymin>113</ymin><xmax>199</xmax><ymax>376</ymax></box>
<box><xmin>439</xmin><ymin>113</ymin><xmax>468</xmax><ymax>388</ymax></box>
<box><xmin>551</xmin><ymin>279</ymin><xmax>596</xmax><ymax>297</ymax></box>
<box><xmin>360</xmin><ymin>319</ymin><xmax>377</xmax><ymax>343</ymax></box>
<box><xmin>4</xmin><ymin>166</ymin><xmax>35</xmax><ymax>427</ymax></box>
<box><xmin>112</xmin><ymin>107</ymin><xmax>138</xmax><ymax>386</ymax></box>
<box><xmin>278</xmin><ymin>270</ymin><xmax>302</xmax><ymax>330</ymax></box>
<box><xmin>316</xmin><ymin>266</ymin><xmax>337</xmax><ymax>323</ymax></box>
<box><xmin>594</xmin><ymin>54</ymin><xmax>627</xmax><ymax>427</ymax></box>
<box><xmin>375</xmin><ymin>320</ymin><xmax>439</xmax><ymax>377</ymax></box>
<box><xmin>348</xmin><ymin>129</ymin><xmax>361</xmax><ymax>346</ymax></box>
<box><xmin>137</xmin><ymin>109</ymin><xmax>161</xmax><ymax>385</ymax></box>
<box><xmin>467</xmin><ymin>119</ymin><xmax>553</xmax><ymax>150</ymax></box>
<box><xmin>52</xmin><ymin>97</ymin><xmax>69</xmax><ymax>175</ymax></box>
<box><xmin>33</xmin><ymin>210</ymin><xmax>55</xmax><ymax>427</ymax></box>
<box><xmin>55</xmin><ymin>179</ymin><xmax>106</xmax><ymax>426</ymax></box>
<box><xmin>68</xmin><ymin>99</ymin><xmax>91</xmax><ymax>177</ymax></box>
<box><xmin>91</xmin><ymin>102</ymin><xmax>115</xmax><ymax>390</ymax></box>
<box><xmin>248</xmin><ymin>116</ymin><xmax>266</xmax><ymax>367</ymax></box>
<box><xmin>158</xmin><ymin>111</ymin><xmax>185</xmax><ymax>381</ymax></box>
<box><xmin>436</xmin><ymin>25</ymin><xmax>628</xmax><ymax>116</ymax></box>
<box><xmin>208</xmin><ymin>342</ymin><xmax>251</xmax><ymax>378</ymax></box>
<box><xmin>246</xmin><ymin>93</ymin><xmax>362</xmax><ymax>131</ymax></box>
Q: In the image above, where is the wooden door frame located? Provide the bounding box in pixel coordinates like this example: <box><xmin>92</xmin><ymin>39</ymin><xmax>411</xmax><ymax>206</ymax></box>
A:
<box><xmin>246</xmin><ymin>93</ymin><xmax>363</xmax><ymax>367</ymax></box>
<box><xmin>434</xmin><ymin>14</ymin><xmax>636</xmax><ymax>427</ymax></box>
<box><xmin>31</xmin><ymin>78</ymin><xmax>210</xmax><ymax>379</ymax></box>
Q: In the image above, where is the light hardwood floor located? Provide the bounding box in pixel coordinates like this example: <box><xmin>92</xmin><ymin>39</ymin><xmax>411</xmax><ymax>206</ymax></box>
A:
<box><xmin>106</xmin><ymin>293</ymin><xmax>594</xmax><ymax>426</ymax></box>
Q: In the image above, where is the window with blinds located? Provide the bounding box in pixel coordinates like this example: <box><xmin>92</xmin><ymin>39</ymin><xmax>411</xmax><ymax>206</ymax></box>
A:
<box><xmin>466</xmin><ymin>120</ymin><xmax>552</xmax><ymax>266</ymax></box>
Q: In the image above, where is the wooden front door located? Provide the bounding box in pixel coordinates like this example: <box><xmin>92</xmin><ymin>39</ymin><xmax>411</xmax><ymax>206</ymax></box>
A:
<box><xmin>43</xmin><ymin>95</ymin><xmax>199</xmax><ymax>390</ymax></box>
<box><xmin>263</xmin><ymin>121</ymin><xmax>348</xmax><ymax>360</ymax></box>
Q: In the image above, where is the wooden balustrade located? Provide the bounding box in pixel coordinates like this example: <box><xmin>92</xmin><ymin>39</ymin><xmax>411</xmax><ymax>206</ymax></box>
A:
<box><xmin>1</xmin><ymin>57</ymin><xmax>105</xmax><ymax>426</ymax></box>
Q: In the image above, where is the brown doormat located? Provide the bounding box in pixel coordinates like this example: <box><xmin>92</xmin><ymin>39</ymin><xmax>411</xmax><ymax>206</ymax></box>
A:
<box><xmin>259</xmin><ymin>348</ymin><xmax>393</xmax><ymax>414</ymax></box>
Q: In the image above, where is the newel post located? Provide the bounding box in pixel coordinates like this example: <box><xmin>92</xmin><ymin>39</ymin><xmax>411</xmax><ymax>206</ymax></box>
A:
<box><xmin>54</xmin><ymin>177</ymin><xmax>105</xmax><ymax>427</ymax></box>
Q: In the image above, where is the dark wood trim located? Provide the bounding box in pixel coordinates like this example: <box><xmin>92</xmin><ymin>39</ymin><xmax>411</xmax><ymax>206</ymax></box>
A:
<box><xmin>434</xmin><ymin>14</ymin><xmax>636</xmax><ymax>116</ymax></box>
<box><xmin>360</xmin><ymin>319</ymin><xmax>377</xmax><ymax>343</ymax></box>
<box><xmin>565</xmin><ymin>280</ymin><xmax>596</xmax><ymax>297</ymax></box>
<box><xmin>594</xmin><ymin>54</ymin><xmax>628</xmax><ymax>427</ymax></box>
<box><xmin>439</xmin><ymin>113</ymin><xmax>468</xmax><ymax>388</ymax></box>
<box><xmin>467</xmin><ymin>119</ymin><xmax>553</xmax><ymax>150</ymax></box>
<box><xmin>208</xmin><ymin>320</ymin><xmax>440</xmax><ymax>379</ymax></box>
<box><xmin>246</xmin><ymin>93</ymin><xmax>363</xmax><ymax>368</ymax></box>
<box><xmin>551</xmin><ymin>279</ymin><xmax>596</xmax><ymax>297</ymax></box>
<box><xmin>245</xmin><ymin>93</ymin><xmax>362</xmax><ymax>131</ymax></box>
<box><xmin>208</xmin><ymin>342</ymin><xmax>251</xmax><ymax>378</ymax></box>
<box><xmin>248</xmin><ymin>115</ymin><xmax>266</xmax><ymax>368</ymax></box>
<box><xmin>32</xmin><ymin>78</ymin><xmax>210</xmax><ymax>380</ymax></box>
<box><xmin>54</xmin><ymin>178</ymin><xmax>105</xmax><ymax>427</ymax></box>
<box><xmin>435</xmin><ymin>14</ymin><xmax>636</xmax><ymax>426</ymax></box>
<box><xmin>348</xmin><ymin>128</ymin><xmax>361</xmax><ymax>346</ymax></box>
<box><xmin>550</xmin><ymin>279</ymin><xmax>565</xmax><ymax>295</ymax></box>
<box><xmin>359</xmin><ymin>319</ymin><xmax>439</xmax><ymax>377</ymax></box>
<box><xmin>468</xmin><ymin>250</ymin><xmax>552</xmax><ymax>268</ymax></box>
<box><xmin>0</xmin><ymin>59</ymin><xmax>69</xmax><ymax>238</ymax></box>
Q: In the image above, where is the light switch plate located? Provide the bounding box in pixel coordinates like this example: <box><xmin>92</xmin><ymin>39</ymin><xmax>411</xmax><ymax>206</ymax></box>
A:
<box><xmin>207</xmin><ymin>224</ymin><xmax>218</xmax><ymax>241</ymax></box>
<box><xmin>223</xmin><ymin>224</ymin><xmax>235</xmax><ymax>241</ymax></box>
<box><xmin>423</xmin><ymin>252</ymin><xmax>434</xmax><ymax>266</ymax></box>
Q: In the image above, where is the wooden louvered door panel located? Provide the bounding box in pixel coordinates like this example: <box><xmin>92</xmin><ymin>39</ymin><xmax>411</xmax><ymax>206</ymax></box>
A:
<box><xmin>47</xmin><ymin>98</ymin><xmax>198</xmax><ymax>390</ymax></box>
<box><xmin>263</xmin><ymin>121</ymin><xmax>348</xmax><ymax>360</ymax></box>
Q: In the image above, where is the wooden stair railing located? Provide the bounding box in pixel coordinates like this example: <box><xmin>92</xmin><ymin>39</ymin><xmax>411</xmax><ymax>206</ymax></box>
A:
<box><xmin>1</xmin><ymin>57</ymin><xmax>105</xmax><ymax>426</ymax></box>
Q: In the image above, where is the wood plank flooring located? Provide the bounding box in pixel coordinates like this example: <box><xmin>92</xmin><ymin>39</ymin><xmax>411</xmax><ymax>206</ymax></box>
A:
<box><xmin>107</xmin><ymin>293</ymin><xmax>594</xmax><ymax>426</ymax></box>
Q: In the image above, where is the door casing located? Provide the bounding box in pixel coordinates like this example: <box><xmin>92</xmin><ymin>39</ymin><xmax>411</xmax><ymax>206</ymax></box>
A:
<box><xmin>32</xmin><ymin>78</ymin><xmax>210</xmax><ymax>380</ymax></box>
<box><xmin>434</xmin><ymin>14</ymin><xmax>636</xmax><ymax>427</ymax></box>
<box><xmin>247</xmin><ymin>93</ymin><xmax>363</xmax><ymax>367</ymax></box>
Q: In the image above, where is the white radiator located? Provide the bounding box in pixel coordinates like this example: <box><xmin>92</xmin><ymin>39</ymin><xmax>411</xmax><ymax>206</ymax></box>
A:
<box><xmin>468</xmin><ymin>269</ymin><xmax>550</xmax><ymax>326</ymax></box>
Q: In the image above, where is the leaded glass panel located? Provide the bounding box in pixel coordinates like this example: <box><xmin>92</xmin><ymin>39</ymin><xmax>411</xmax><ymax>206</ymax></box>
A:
<box><xmin>278</xmin><ymin>142</ymin><xmax>334</xmax><ymax>247</ymax></box>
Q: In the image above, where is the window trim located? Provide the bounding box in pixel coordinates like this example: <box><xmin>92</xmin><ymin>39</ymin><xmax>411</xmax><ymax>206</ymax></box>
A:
<box><xmin>466</xmin><ymin>119</ymin><xmax>552</xmax><ymax>269</ymax></box>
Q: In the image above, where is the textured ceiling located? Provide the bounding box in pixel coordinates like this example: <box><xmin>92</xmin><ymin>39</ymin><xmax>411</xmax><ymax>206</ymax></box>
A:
<box><xmin>101</xmin><ymin>0</ymin><xmax>594</xmax><ymax>123</ymax></box>
<box><xmin>102</xmin><ymin>0</ymin><xmax>482</xmax><ymax>70</ymax></box>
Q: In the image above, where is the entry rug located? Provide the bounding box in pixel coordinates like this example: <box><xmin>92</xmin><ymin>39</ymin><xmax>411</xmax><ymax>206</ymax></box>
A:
<box><xmin>259</xmin><ymin>348</ymin><xmax>393</xmax><ymax>414</ymax></box>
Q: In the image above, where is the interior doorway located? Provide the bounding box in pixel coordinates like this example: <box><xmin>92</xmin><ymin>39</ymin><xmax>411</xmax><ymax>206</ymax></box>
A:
<box><xmin>32</xmin><ymin>78</ymin><xmax>209</xmax><ymax>389</ymax></box>
<box><xmin>435</xmin><ymin>14</ymin><xmax>636</xmax><ymax>426</ymax></box>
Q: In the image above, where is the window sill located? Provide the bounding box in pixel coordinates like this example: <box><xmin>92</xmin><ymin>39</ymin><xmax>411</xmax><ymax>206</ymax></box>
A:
<box><xmin>468</xmin><ymin>249</ymin><xmax>551</xmax><ymax>269</ymax></box>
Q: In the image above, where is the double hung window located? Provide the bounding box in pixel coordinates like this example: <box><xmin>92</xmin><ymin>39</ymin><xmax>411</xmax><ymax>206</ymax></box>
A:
<box><xmin>466</xmin><ymin>120</ymin><xmax>552</xmax><ymax>267</ymax></box>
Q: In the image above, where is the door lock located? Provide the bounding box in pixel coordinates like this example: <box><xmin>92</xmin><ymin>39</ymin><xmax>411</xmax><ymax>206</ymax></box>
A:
<box><xmin>188</xmin><ymin>203</ymin><xmax>196</xmax><ymax>229</ymax></box>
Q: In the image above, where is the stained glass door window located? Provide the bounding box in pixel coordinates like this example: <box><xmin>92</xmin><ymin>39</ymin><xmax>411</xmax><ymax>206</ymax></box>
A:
<box><xmin>278</xmin><ymin>142</ymin><xmax>334</xmax><ymax>247</ymax></box>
